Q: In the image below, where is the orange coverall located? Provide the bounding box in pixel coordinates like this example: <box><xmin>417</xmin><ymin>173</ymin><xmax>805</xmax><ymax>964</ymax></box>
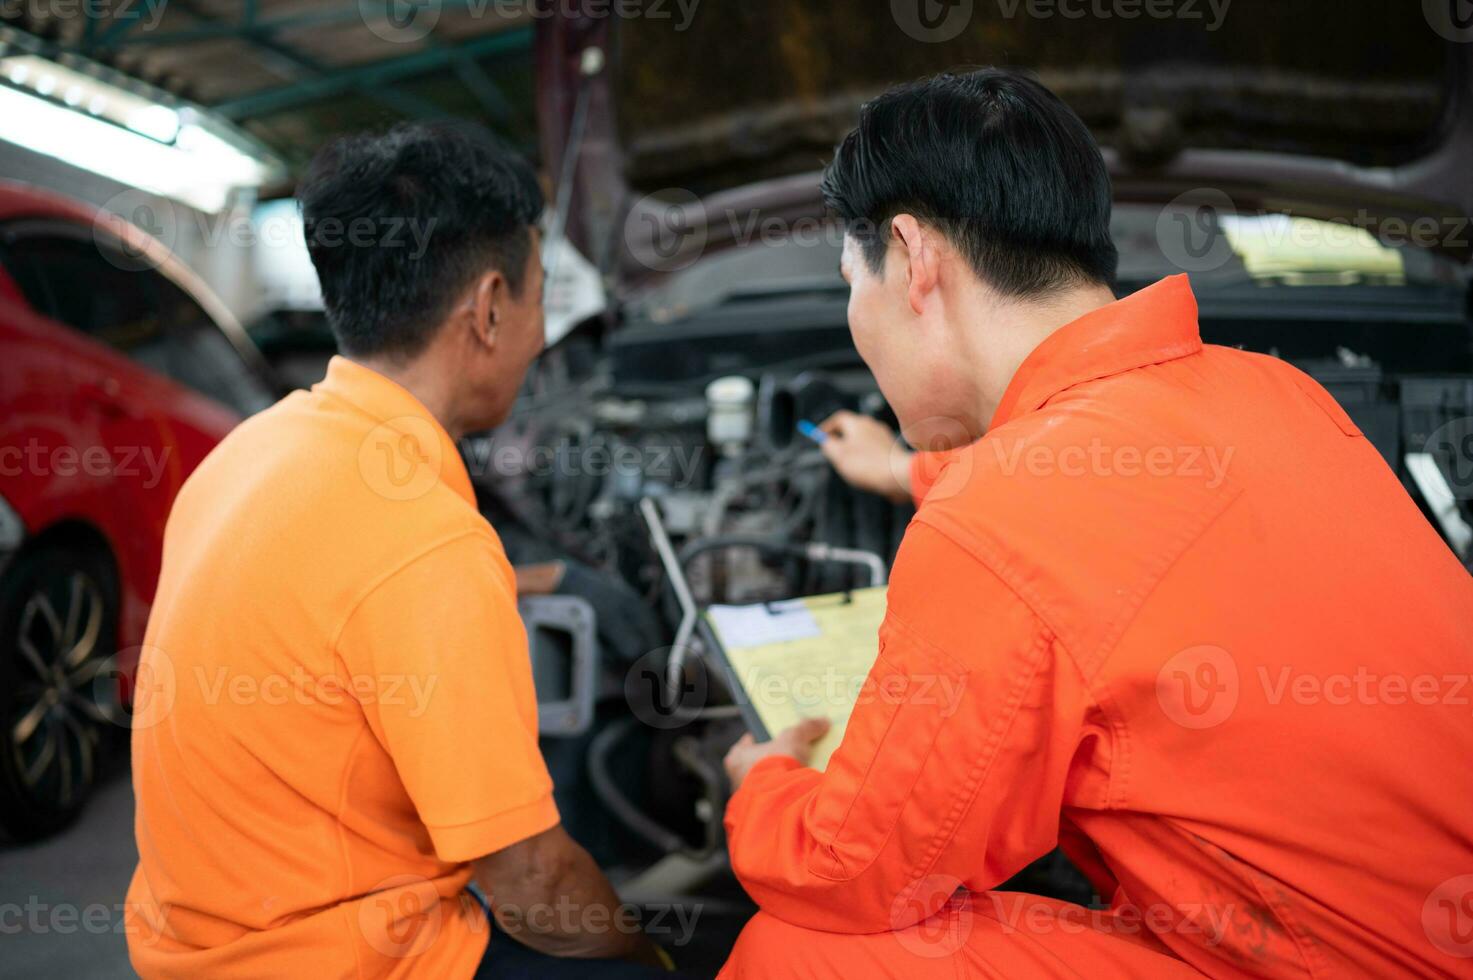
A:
<box><xmin>720</xmin><ymin>276</ymin><xmax>1473</xmax><ymax>978</ymax></box>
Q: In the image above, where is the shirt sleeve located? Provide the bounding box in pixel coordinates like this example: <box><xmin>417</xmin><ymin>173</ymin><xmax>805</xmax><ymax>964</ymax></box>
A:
<box><xmin>336</xmin><ymin>529</ymin><xmax>559</xmax><ymax>863</ymax></box>
<box><xmin>723</xmin><ymin>520</ymin><xmax>1093</xmax><ymax>933</ymax></box>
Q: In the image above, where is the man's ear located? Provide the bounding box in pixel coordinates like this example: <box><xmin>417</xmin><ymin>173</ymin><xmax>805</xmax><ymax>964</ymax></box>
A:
<box><xmin>890</xmin><ymin>213</ymin><xmax>938</xmax><ymax>316</ymax></box>
<box><xmin>467</xmin><ymin>269</ymin><xmax>506</xmax><ymax>353</ymax></box>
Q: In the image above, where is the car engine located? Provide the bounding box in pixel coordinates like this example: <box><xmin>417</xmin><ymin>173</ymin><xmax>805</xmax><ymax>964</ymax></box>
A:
<box><xmin>457</xmin><ymin>323</ymin><xmax>931</xmax><ymax>891</ymax></box>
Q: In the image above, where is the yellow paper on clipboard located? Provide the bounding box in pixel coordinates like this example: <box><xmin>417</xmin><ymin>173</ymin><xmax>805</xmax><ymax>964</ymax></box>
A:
<box><xmin>704</xmin><ymin>586</ymin><xmax>887</xmax><ymax>771</ymax></box>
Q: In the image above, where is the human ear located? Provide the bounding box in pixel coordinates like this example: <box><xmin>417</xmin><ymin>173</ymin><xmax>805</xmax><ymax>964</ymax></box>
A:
<box><xmin>890</xmin><ymin>213</ymin><xmax>937</xmax><ymax>316</ymax></box>
<box><xmin>468</xmin><ymin>270</ymin><xmax>504</xmax><ymax>353</ymax></box>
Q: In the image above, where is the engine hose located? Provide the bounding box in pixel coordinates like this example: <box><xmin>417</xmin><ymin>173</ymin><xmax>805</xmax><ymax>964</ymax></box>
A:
<box><xmin>677</xmin><ymin>535</ymin><xmax>885</xmax><ymax>586</ymax></box>
<box><xmin>671</xmin><ymin>735</ymin><xmax>726</xmax><ymax>858</ymax></box>
<box><xmin>676</xmin><ymin>535</ymin><xmax>808</xmax><ymax>570</ymax></box>
<box><xmin>586</xmin><ymin>715</ymin><xmax>692</xmax><ymax>856</ymax></box>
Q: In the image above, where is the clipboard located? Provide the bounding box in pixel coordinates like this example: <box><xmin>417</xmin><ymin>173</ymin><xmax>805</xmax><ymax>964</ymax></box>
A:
<box><xmin>699</xmin><ymin>586</ymin><xmax>888</xmax><ymax>771</ymax></box>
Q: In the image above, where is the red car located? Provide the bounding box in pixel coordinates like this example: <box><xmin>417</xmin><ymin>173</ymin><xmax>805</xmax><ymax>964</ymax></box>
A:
<box><xmin>0</xmin><ymin>181</ymin><xmax>275</xmax><ymax>840</ymax></box>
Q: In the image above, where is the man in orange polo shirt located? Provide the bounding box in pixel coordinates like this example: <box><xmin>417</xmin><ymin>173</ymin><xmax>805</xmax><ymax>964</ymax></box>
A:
<box><xmin>126</xmin><ymin>123</ymin><xmax>669</xmax><ymax>978</ymax></box>
<box><xmin>720</xmin><ymin>69</ymin><xmax>1473</xmax><ymax>977</ymax></box>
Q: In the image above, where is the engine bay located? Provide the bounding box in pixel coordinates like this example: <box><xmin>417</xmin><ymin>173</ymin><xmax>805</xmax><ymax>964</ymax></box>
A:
<box><xmin>455</xmin><ymin>259</ymin><xmax>1473</xmax><ymax>963</ymax></box>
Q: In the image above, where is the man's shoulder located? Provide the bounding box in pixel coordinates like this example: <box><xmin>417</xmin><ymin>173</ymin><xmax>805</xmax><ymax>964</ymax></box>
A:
<box><xmin>169</xmin><ymin>387</ymin><xmax>497</xmax><ymax>591</ymax></box>
<box><xmin>913</xmin><ymin>396</ymin><xmax>1242</xmax><ymax>672</ymax></box>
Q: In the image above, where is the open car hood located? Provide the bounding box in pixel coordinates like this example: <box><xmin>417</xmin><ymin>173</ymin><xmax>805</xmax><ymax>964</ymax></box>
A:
<box><xmin>536</xmin><ymin>0</ymin><xmax>1473</xmax><ymax>296</ymax></box>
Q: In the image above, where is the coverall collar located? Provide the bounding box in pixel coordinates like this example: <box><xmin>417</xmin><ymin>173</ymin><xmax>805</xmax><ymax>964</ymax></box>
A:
<box><xmin>314</xmin><ymin>354</ymin><xmax>477</xmax><ymax>507</ymax></box>
<box><xmin>989</xmin><ymin>274</ymin><xmax>1202</xmax><ymax>431</ymax></box>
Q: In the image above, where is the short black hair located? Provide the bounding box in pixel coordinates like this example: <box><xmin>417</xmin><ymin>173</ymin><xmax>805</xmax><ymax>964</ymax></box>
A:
<box><xmin>822</xmin><ymin>68</ymin><xmax>1117</xmax><ymax>296</ymax></box>
<box><xmin>298</xmin><ymin>121</ymin><xmax>543</xmax><ymax>359</ymax></box>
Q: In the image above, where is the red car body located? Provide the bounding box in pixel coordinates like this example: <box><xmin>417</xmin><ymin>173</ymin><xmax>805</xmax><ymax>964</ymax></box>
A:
<box><xmin>0</xmin><ymin>181</ymin><xmax>251</xmax><ymax>658</ymax></box>
<box><xmin>0</xmin><ymin>180</ymin><xmax>272</xmax><ymax>837</ymax></box>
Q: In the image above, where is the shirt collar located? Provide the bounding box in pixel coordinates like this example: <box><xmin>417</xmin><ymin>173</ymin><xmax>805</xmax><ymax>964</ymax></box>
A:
<box><xmin>314</xmin><ymin>355</ymin><xmax>476</xmax><ymax>507</ymax></box>
<box><xmin>989</xmin><ymin>275</ymin><xmax>1203</xmax><ymax>430</ymax></box>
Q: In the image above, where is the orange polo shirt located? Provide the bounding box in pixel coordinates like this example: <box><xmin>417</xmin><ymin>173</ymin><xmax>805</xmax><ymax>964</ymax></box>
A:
<box><xmin>724</xmin><ymin>276</ymin><xmax>1473</xmax><ymax>977</ymax></box>
<box><xmin>126</xmin><ymin>357</ymin><xmax>558</xmax><ymax>978</ymax></box>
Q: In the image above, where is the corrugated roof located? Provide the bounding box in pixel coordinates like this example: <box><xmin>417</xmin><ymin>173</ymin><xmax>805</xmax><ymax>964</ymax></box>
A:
<box><xmin>0</xmin><ymin>0</ymin><xmax>539</xmax><ymax>179</ymax></box>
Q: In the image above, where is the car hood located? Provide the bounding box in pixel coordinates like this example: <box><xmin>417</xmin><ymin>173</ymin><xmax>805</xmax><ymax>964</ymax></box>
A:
<box><xmin>536</xmin><ymin>0</ymin><xmax>1473</xmax><ymax>297</ymax></box>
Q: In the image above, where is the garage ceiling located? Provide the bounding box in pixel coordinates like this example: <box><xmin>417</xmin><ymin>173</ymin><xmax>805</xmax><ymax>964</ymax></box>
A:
<box><xmin>0</xmin><ymin>0</ymin><xmax>540</xmax><ymax>183</ymax></box>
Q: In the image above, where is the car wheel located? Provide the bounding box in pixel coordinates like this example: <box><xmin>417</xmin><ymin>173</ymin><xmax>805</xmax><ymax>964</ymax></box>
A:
<box><xmin>0</xmin><ymin>543</ymin><xmax>120</xmax><ymax>842</ymax></box>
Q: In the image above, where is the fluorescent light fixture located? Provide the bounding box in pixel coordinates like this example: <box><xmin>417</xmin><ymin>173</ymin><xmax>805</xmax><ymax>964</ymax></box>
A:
<box><xmin>127</xmin><ymin>103</ymin><xmax>180</xmax><ymax>142</ymax></box>
<box><xmin>0</xmin><ymin>85</ymin><xmax>270</xmax><ymax>213</ymax></box>
<box><xmin>0</xmin><ymin>54</ymin><xmax>275</xmax><ymax>214</ymax></box>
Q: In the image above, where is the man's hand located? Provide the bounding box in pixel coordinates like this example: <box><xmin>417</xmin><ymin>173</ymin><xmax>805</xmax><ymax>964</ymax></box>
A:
<box><xmin>724</xmin><ymin>718</ymin><xmax>832</xmax><ymax>791</ymax></box>
<box><xmin>513</xmin><ymin>561</ymin><xmax>565</xmax><ymax>596</ymax></box>
<box><xmin>817</xmin><ymin>411</ymin><xmax>914</xmax><ymax>503</ymax></box>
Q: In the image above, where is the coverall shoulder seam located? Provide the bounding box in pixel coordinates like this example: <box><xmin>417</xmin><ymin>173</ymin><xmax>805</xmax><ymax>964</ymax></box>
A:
<box><xmin>916</xmin><ymin>438</ymin><xmax>1245</xmax><ymax>680</ymax></box>
<box><xmin>909</xmin><ymin>513</ymin><xmax>1068</xmax><ymax>648</ymax></box>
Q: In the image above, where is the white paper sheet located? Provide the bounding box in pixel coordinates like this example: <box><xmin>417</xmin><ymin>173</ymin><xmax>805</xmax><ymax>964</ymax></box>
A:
<box><xmin>706</xmin><ymin>600</ymin><xmax>822</xmax><ymax>649</ymax></box>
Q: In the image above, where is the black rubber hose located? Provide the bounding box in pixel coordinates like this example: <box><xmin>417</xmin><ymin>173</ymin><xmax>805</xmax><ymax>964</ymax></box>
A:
<box><xmin>675</xmin><ymin>535</ymin><xmax>808</xmax><ymax>570</ymax></box>
<box><xmin>586</xmin><ymin>716</ymin><xmax>689</xmax><ymax>855</ymax></box>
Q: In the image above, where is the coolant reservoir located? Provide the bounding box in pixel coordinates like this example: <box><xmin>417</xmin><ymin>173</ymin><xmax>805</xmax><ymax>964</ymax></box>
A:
<box><xmin>706</xmin><ymin>375</ymin><xmax>755</xmax><ymax>456</ymax></box>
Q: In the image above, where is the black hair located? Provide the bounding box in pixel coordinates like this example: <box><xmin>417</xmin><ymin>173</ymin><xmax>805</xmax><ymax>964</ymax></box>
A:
<box><xmin>821</xmin><ymin>68</ymin><xmax>1117</xmax><ymax>296</ymax></box>
<box><xmin>298</xmin><ymin>121</ymin><xmax>544</xmax><ymax>359</ymax></box>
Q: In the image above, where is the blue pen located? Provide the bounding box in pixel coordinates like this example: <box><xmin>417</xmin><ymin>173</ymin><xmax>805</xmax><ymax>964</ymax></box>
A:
<box><xmin>797</xmin><ymin>420</ymin><xmax>828</xmax><ymax>445</ymax></box>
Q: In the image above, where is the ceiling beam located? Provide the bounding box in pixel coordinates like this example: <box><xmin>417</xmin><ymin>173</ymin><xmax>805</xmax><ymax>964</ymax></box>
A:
<box><xmin>213</xmin><ymin>26</ymin><xmax>530</xmax><ymax>121</ymax></box>
<box><xmin>157</xmin><ymin>0</ymin><xmax>451</xmax><ymax>121</ymax></box>
<box><xmin>91</xmin><ymin>1</ymin><xmax>521</xmax><ymax>50</ymax></box>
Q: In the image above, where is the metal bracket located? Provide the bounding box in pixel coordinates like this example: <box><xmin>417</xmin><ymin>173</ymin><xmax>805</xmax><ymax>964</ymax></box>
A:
<box><xmin>518</xmin><ymin>594</ymin><xmax>598</xmax><ymax>738</ymax></box>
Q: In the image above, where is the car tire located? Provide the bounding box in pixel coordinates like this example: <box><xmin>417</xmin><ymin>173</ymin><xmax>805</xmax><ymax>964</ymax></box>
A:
<box><xmin>0</xmin><ymin>543</ymin><xmax>121</xmax><ymax>842</ymax></box>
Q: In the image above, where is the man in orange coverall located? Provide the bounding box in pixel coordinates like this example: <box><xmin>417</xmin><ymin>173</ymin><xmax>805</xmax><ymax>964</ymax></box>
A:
<box><xmin>719</xmin><ymin>68</ymin><xmax>1473</xmax><ymax>978</ymax></box>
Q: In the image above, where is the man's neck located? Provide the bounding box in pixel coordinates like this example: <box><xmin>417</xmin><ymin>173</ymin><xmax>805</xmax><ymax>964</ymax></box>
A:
<box><xmin>965</xmin><ymin>282</ymin><xmax>1118</xmax><ymax>429</ymax></box>
<box><xmin>350</xmin><ymin>353</ymin><xmax>466</xmax><ymax>441</ymax></box>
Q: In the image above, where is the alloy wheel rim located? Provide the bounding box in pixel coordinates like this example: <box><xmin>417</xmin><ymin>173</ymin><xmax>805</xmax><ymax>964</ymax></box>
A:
<box><xmin>9</xmin><ymin>570</ymin><xmax>109</xmax><ymax>808</ymax></box>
